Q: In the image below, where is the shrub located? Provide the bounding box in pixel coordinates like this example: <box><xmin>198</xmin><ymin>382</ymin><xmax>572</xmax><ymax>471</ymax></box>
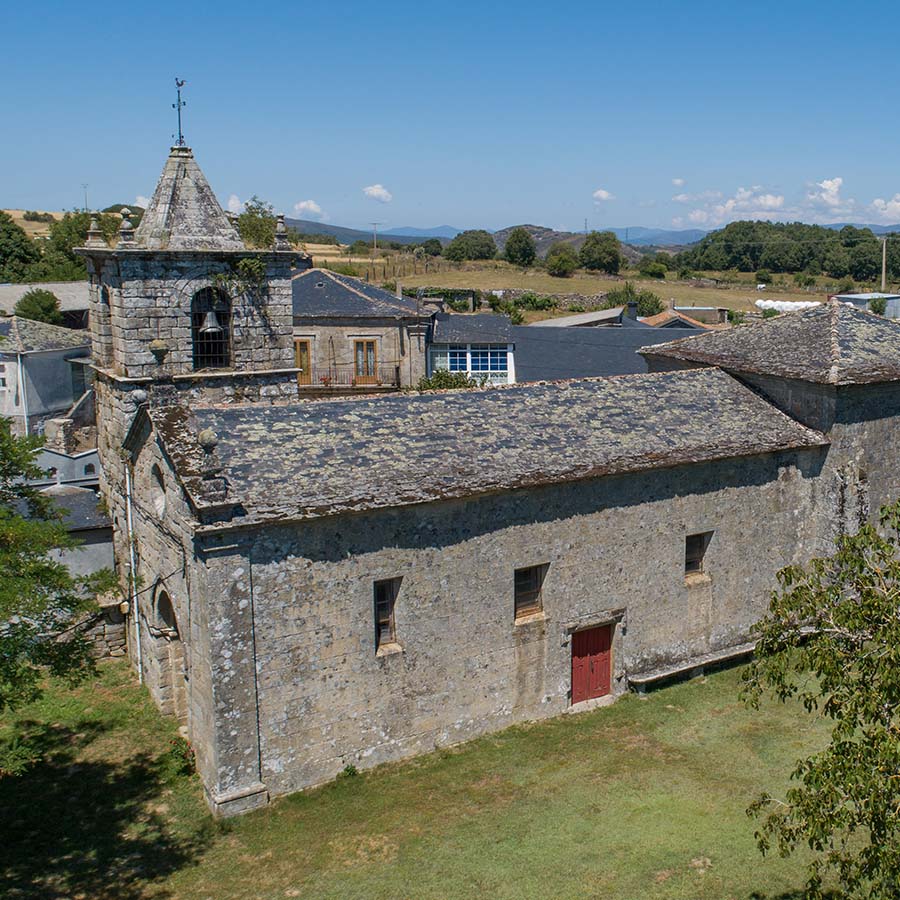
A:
<box><xmin>418</xmin><ymin>238</ymin><xmax>443</xmax><ymax>257</ymax></box>
<box><xmin>323</xmin><ymin>262</ymin><xmax>361</xmax><ymax>276</ymax></box>
<box><xmin>727</xmin><ymin>309</ymin><xmax>745</xmax><ymax>325</ymax></box>
<box><xmin>169</xmin><ymin>736</ymin><xmax>195</xmax><ymax>775</ymax></box>
<box><xmin>870</xmin><ymin>297</ymin><xmax>888</xmax><ymax>316</ymax></box>
<box><xmin>545</xmin><ymin>243</ymin><xmax>579</xmax><ymax>277</ymax></box>
<box><xmin>639</xmin><ymin>261</ymin><xmax>667</xmax><ymax>279</ymax></box>
<box><xmin>602</xmin><ymin>281</ymin><xmax>664</xmax><ymax>317</ymax></box>
<box><xmin>794</xmin><ymin>272</ymin><xmax>816</xmax><ymax>288</ymax></box>
<box><xmin>514</xmin><ymin>292</ymin><xmax>557</xmax><ymax>311</ymax></box>
<box><xmin>416</xmin><ymin>370</ymin><xmax>485</xmax><ymax>391</ymax></box>
<box><xmin>22</xmin><ymin>211</ymin><xmax>55</xmax><ymax>224</ymax></box>
<box><xmin>755</xmin><ymin>269</ymin><xmax>772</xmax><ymax>284</ymax></box>
<box><xmin>567</xmin><ymin>303</ymin><xmax>586</xmax><ymax>313</ymax></box>
<box><xmin>762</xmin><ymin>308</ymin><xmax>779</xmax><ymax>319</ymax></box>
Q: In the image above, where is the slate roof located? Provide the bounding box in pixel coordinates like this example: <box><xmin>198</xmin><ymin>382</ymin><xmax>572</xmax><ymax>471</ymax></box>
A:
<box><xmin>0</xmin><ymin>281</ymin><xmax>90</xmax><ymax>313</ymax></box>
<box><xmin>512</xmin><ymin>324</ymin><xmax>706</xmax><ymax>381</ymax></box>
<box><xmin>133</xmin><ymin>146</ymin><xmax>245</xmax><ymax>252</ymax></box>
<box><xmin>0</xmin><ymin>316</ymin><xmax>91</xmax><ymax>353</ymax></box>
<box><xmin>292</xmin><ymin>269</ymin><xmax>426</xmax><ymax>318</ymax></box>
<box><xmin>431</xmin><ymin>312</ymin><xmax>513</xmax><ymax>343</ymax></box>
<box><xmin>17</xmin><ymin>485</ymin><xmax>110</xmax><ymax>531</ymax></box>
<box><xmin>153</xmin><ymin>368</ymin><xmax>827</xmax><ymax>528</ymax></box>
<box><xmin>639</xmin><ymin>299</ymin><xmax>900</xmax><ymax>385</ymax></box>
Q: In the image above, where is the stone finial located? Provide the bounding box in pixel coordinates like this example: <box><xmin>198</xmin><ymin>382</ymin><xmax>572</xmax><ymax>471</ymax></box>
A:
<box><xmin>274</xmin><ymin>214</ymin><xmax>291</xmax><ymax>251</ymax></box>
<box><xmin>117</xmin><ymin>208</ymin><xmax>135</xmax><ymax>247</ymax></box>
<box><xmin>131</xmin><ymin>389</ymin><xmax>149</xmax><ymax>406</ymax></box>
<box><xmin>198</xmin><ymin>428</ymin><xmax>219</xmax><ymax>452</ymax></box>
<box><xmin>148</xmin><ymin>338</ymin><xmax>169</xmax><ymax>364</ymax></box>
<box><xmin>85</xmin><ymin>216</ymin><xmax>107</xmax><ymax>249</ymax></box>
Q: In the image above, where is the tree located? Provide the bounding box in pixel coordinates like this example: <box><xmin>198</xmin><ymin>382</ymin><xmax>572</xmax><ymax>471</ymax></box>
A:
<box><xmin>602</xmin><ymin>281</ymin><xmax>665</xmax><ymax>317</ymax></box>
<box><xmin>638</xmin><ymin>258</ymin><xmax>667</xmax><ymax>279</ymax></box>
<box><xmin>236</xmin><ymin>196</ymin><xmax>276</xmax><ymax>249</ymax></box>
<box><xmin>444</xmin><ymin>230</ymin><xmax>496</xmax><ymax>262</ymax></box>
<box><xmin>579</xmin><ymin>231</ymin><xmax>621</xmax><ymax>274</ymax></box>
<box><xmin>347</xmin><ymin>239</ymin><xmax>371</xmax><ymax>256</ymax></box>
<box><xmin>504</xmin><ymin>228</ymin><xmax>536</xmax><ymax>267</ymax></box>
<box><xmin>742</xmin><ymin>499</ymin><xmax>900</xmax><ymax>898</ymax></box>
<box><xmin>755</xmin><ymin>269</ymin><xmax>773</xmax><ymax>284</ymax></box>
<box><xmin>0</xmin><ymin>212</ymin><xmax>39</xmax><ymax>281</ymax></box>
<box><xmin>14</xmin><ymin>289</ymin><xmax>63</xmax><ymax>325</ymax></box>
<box><xmin>545</xmin><ymin>242</ymin><xmax>579</xmax><ymax>277</ymax></box>
<box><xmin>0</xmin><ymin>421</ymin><xmax>111</xmax><ymax>730</ymax></box>
<box><xmin>418</xmin><ymin>238</ymin><xmax>442</xmax><ymax>257</ymax></box>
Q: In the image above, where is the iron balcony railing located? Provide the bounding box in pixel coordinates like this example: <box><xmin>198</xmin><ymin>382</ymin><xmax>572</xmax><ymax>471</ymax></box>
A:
<box><xmin>297</xmin><ymin>363</ymin><xmax>402</xmax><ymax>388</ymax></box>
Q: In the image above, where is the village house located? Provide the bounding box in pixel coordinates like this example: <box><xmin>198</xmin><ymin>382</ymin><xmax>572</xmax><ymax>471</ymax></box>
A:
<box><xmin>76</xmin><ymin>143</ymin><xmax>900</xmax><ymax>817</ymax></box>
<box><xmin>0</xmin><ymin>315</ymin><xmax>91</xmax><ymax>436</ymax></box>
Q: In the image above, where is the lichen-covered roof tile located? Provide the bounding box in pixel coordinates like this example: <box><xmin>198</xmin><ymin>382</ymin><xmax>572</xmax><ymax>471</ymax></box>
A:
<box><xmin>639</xmin><ymin>300</ymin><xmax>900</xmax><ymax>384</ymax></box>
<box><xmin>158</xmin><ymin>368</ymin><xmax>827</xmax><ymax>527</ymax></box>
<box><xmin>0</xmin><ymin>316</ymin><xmax>91</xmax><ymax>353</ymax></box>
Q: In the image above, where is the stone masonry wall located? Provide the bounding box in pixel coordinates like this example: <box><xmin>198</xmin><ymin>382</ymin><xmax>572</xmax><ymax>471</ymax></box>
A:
<box><xmin>206</xmin><ymin>447</ymin><xmax>828</xmax><ymax>801</ymax></box>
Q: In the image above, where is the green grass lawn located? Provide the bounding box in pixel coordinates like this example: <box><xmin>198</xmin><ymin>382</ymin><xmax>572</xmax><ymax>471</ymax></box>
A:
<box><xmin>0</xmin><ymin>660</ymin><xmax>835</xmax><ymax>900</ymax></box>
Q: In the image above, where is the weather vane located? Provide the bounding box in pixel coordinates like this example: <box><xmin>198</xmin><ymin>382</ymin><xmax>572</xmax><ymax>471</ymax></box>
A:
<box><xmin>173</xmin><ymin>78</ymin><xmax>187</xmax><ymax>147</ymax></box>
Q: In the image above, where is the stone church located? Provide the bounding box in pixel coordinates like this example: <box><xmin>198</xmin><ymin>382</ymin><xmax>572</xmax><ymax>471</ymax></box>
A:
<box><xmin>77</xmin><ymin>144</ymin><xmax>900</xmax><ymax>816</ymax></box>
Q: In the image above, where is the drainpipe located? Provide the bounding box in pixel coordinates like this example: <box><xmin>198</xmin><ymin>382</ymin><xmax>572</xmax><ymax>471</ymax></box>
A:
<box><xmin>17</xmin><ymin>353</ymin><xmax>29</xmax><ymax>435</ymax></box>
<box><xmin>124</xmin><ymin>463</ymin><xmax>143</xmax><ymax>683</ymax></box>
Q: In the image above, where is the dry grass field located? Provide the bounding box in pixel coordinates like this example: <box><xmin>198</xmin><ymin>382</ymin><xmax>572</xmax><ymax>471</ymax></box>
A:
<box><xmin>2</xmin><ymin>209</ymin><xmax>63</xmax><ymax>239</ymax></box>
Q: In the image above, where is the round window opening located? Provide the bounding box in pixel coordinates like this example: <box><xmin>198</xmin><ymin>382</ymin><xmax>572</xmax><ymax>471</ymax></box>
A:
<box><xmin>151</xmin><ymin>464</ymin><xmax>166</xmax><ymax>517</ymax></box>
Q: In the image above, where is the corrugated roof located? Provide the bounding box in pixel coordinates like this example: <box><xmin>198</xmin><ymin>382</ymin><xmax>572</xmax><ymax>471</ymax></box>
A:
<box><xmin>527</xmin><ymin>307</ymin><xmax>625</xmax><ymax>327</ymax></box>
<box><xmin>639</xmin><ymin>299</ymin><xmax>900</xmax><ymax>384</ymax></box>
<box><xmin>292</xmin><ymin>269</ymin><xmax>425</xmax><ymax>318</ymax></box>
<box><xmin>0</xmin><ymin>316</ymin><xmax>91</xmax><ymax>353</ymax></box>
<box><xmin>152</xmin><ymin>368</ymin><xmax>827</xmax><ymax>527</ymax></box>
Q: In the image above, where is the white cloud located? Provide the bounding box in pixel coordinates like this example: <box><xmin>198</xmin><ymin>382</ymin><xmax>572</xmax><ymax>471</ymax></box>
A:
<box><xmin>672</xmin><ymin>193</ymin><xmax>691</xmax><ymax>203</ymax></box>
<box><xmin>592</xmin><ymin>187</ymin><xmax>614</xmax><ymax>203</ymax></box>
<box><xmin>293</xmin><ymin>199</ymin><xmax>325</xmax><ymax>220</ymax></box>
<box><xmin>673</xmin><ymin>189</ymin><xmax>722</xmax><ymax>204</ymax></box>
<box><xmin>671</xmin><ymin>216</ymin><xmax>685</xmax><ymax>228</ymax></box>
<box><xmin>672</xmin><ymin>178</ymin><xmax>685</xmax><ymax>187</ymax></box>
<box><xmin>226</xmin><ymin>194</ymin><xmax>244</xmax><ymax>214</ymax></box>
<box><xmin>688</xmin><ymin>209</ymin><xmax>710</xmax><ymax>224</ymax></box>
<box><xmin>684</xmin><ymin>186</ymin><xmax>785</xmax><ymax>227</ymax></box>
<box><xmin>805</xmin><ymin>176</ymin><xmax>854</xmax><ymax>216</ymax></box>
<box><xmin>363</xmin><ymin>184</ymin><xmax>392</xmax><ymax>203</ymax></box>
<box><xmin>870</xmin><ymin>194</ymin><xmax>900</xmax><ymax>223</ymax></box>
<box><xmin>135</xmin><ymin>195</ymin><xmax>150</xmax><ymax>208</ymax></box>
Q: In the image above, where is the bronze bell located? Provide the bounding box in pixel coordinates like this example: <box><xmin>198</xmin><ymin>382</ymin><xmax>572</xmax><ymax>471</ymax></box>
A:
<box><xmin>199</xmin><ymin>310</ymin><xmax>223</xmax><ymax>334</ymax></box>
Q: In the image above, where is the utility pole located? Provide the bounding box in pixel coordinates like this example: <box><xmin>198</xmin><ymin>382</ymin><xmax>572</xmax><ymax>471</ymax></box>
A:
<box><xmin>81</xmin><ymin>183</ymin><xmax>89</xmax><ymax>212</ymax></box>
<box><xmin>882</xmin><ymin>236</ymin><xmax>888</xmax><ymax>293</ymax></box>
<box><xmin>584</xmin><ymin>217</ymin><xmax>588</xmax><ymax>234</ymax></box>
<box><xmin>370</xmin><ymin>222</ymin><xmax>382</xmax><ymax>253</ymax></box>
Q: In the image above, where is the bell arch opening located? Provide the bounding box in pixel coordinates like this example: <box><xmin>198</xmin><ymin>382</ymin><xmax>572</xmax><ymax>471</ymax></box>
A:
<box><xmin>191</xmin><ymin>287</ymin><xmax>232</xmax><ymax>371</ymax></box>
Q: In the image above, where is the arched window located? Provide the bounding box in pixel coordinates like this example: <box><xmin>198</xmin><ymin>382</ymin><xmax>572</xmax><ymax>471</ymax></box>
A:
<box><xmin>191</xmin><ymin>287</ymin><xmax>232</xmax><ymax>370</ymax></box>
<box><xmin>157</xmin><ymin>590</ymin><xmax>178</xmax><ymax>636</ymax></box>
<box><xmin>84</xmin><ymin>463</ymin><xmax>96</xmax><ymax>475</ymax></box>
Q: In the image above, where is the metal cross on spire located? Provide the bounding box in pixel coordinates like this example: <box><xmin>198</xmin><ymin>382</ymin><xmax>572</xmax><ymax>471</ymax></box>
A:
<box><xmin>173</xmin><ymin>78</ymin><xmax>187</xmax><ymax>147</ymax></box>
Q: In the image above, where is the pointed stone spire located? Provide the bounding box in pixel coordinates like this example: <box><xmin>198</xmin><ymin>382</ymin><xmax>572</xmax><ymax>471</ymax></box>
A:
<box><xmin>132</xmin><ymin>146</ymin><xmax>246</xmax><ymax>251</ymax></box>
<box><xmin>274</xmin><ymin>214</ymin><xmax>291</xmax><ymax>251</ymax></box>
<box><xmin>117</xmin><ymin>208</ymin><xmax>135</xmax><ymax>248</ymax></box>
<box><xmin>85</xmin><ymin>216</ymin><xmax>107</xmax><ymax>248</ymax></box>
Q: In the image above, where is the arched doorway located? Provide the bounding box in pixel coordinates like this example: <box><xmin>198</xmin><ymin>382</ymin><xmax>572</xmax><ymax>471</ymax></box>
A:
<box><xmin>154</xmin><ymin>589</ymin><xmax>188</xmax><ymax>724</ymax></box>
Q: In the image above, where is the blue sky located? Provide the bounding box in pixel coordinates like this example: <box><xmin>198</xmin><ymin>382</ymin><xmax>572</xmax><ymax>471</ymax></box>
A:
<box><xmin>3</xmin><ymin>0</ymin><xmax>899</xmax><ymax>232</ymax></box>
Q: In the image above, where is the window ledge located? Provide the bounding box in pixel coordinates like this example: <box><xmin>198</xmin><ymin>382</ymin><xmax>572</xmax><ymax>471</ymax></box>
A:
<box><xmin>376</xmin><ymin>642</ymin><xmax>404</xmax><ymax>658</ymax></box>
<box><xmin>514</xmin><ymin>611</ymin><xmax>547</xmax><ymax>627</ymax></box>
<box><xmin>684</xmin><ymin>572</ymin><xmax>712</xmax><ymax>587</ymax></box>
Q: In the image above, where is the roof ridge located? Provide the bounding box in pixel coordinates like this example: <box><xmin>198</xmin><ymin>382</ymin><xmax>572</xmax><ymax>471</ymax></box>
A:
<box><xmin>827</xmin><ymin>298</ymin><xmax>842</xmax><ymax>384</ymax></box>
<box><xmin>316</xmin><ymin>269</ymin><xmax>420</xmax><ymax>314</ymax></box>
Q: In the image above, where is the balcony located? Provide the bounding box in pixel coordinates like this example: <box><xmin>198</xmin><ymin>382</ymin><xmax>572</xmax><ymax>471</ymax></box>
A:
<box><xmin>297</xmin><ymin>363</ymin><xmax>402</xmax><ymax>390</ymax></box>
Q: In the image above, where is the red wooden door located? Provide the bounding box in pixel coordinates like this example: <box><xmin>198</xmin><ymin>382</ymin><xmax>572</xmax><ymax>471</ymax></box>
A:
<box><xmin>571</xmin><ymin>625</ymin><xmax>612</xmax><ymax>704</ymax></box>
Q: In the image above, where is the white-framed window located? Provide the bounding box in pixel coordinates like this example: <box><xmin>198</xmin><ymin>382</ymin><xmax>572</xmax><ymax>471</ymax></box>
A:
<box><xmin>429</xmin><ymin>343</ymin><xmax>513</xmax><ymax>384</ymax></box>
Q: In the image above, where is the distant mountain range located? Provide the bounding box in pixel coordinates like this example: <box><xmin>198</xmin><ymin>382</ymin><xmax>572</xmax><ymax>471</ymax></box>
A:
<box><xmin>491</xmin><ymin>225</ymin><xmax>645</xmax><ymax>264</ymax></box>
<box><xmin>824</xmin><ymin>223</ymin><xmax>900</xmax><ymax>234</ymax></box>
<box><xmin>284</xmin><ymin>218</ymin><xmax>424</xmax><ymax>246</ymax></box>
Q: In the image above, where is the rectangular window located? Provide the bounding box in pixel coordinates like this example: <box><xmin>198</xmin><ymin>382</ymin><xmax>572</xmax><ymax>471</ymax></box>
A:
<box><xmin>685</xmin><ymin>531</ymin><xmax>713</xmax><ymax>574</ymax></box>
<box><xmin>514</xmin><ymin>564</ymin><xmax>548</xmax><ymax>619</ymax></box>
<box><xmin>448</xmin><ymin>345</ymin><xmax>468</xmax><ymax>372</ymax></box>
<box><xmin>374</xmin><ymin>577</ymin><xmax>401</xmax><ymax>649</ymax></box>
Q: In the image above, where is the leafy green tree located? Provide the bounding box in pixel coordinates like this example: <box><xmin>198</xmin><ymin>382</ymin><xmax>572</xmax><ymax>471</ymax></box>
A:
<box><xmin>0</xmin><ymin>420</ymin><xmax>110</xmax><ymax>723</ymax></box>
<box><xmin>545</xmin><ymin>242</ymin><xmax>579</xmax><ymax>277</ymax></box>
<box><xmin>849</xmin><ymin>242</ymin><xmax>881</xmax><ymax>282</ymax></box>
<box><xmin>579</xmin><ymin>231</ymin><xmax>621</xmax><ymax>273</ymax></box>
<box><xmin>418</xmin><ymin>238</ymin><xmax>442</xmax><ymax>257</ymax></box>
<box><xmin>639</xmin><ymin>258</ymin><xmax>667</xmax><ymax>279</ymax></box>
<box><xmin>444</xmin><ymin>230</ymin><xmax>497</xmax><ymax>262</ymax></box>
<box><xmin>755</xmin><ymin>269</ymin><xmax>772</xmax><ymax>284</ymax></box>
<box><xmin>14</xmin><ymin>289</ymin><xmax>63</xmax><ymax>325</ymax></box>
<box><xmin>743</xmin><ymin>500</ymin><xmax>900</xmax><ymax>899</ymax></box>
<box><xmin>0</xmin><ymin>212</ymin><xmax>39</xmax><ymax>281</ymax></box>
<box><xmin>824</xmin><ymin>244</ymin><xmax>851</xmax><ymax>278</ymax></box>
<box><xmin>347</xmin><ymin>239</ymin><xmax>371</xmax><ymax>256</ymax></box>
<box><xmin>504</xmin><ymin>228</ymin><xmax>537</xmax><ymax>267</ymax></box>
<box><xmin>602</xmin><ymin>281</ymin><xmax>664</xmax><ymax>316</ymax></box>
<box><xmin>236</xmin><ymin>196</ymin><xmax>277</xmax><ymax>249</ymax></box>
